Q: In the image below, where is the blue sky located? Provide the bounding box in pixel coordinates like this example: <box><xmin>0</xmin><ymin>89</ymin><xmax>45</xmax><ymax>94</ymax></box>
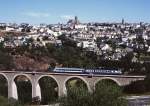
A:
<box><xmin>0</xmin><ymin>0</ymin><xmax>149</xmax><ymax>24</ymax></box>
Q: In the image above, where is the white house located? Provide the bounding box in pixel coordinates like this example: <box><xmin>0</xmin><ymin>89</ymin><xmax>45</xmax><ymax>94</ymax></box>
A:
<box><xmin>77</xmin><ymin>40</ymin><xmax>96</xmax><ymax>49</ymax></box>
<box><xmin>6</xmin><ymin>27</ymin><xmax>15</xmax><ymax>31</ymax></box>
<box><xmin>101</xmin><ymin>44</ymin><xmax>112</xmax><ymax>51</ymax></box>
<box><xmin>75</xmin><ymin>24</ymin><xmax>87</xmax><ymax>30</ymax></box>
<box><xmin>0</xmin><ymin>37</ymin><xmax>4</xmax><ymax>42</ymax></box>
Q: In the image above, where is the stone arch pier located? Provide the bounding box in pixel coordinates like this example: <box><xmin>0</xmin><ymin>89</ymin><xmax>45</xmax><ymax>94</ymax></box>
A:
<box><xmin>0</xmin><ymin>71</ymin><xmax>145</xmax><ymax>100</ymax></box>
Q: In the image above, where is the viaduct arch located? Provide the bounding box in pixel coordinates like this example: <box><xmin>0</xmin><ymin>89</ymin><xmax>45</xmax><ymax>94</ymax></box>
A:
<box><xmin>63</xmin><ymin>76</ymin><xmax>91</xmax><ymax>94</ymax></box>
<box><xmin>94</xmin><ymin>77</ymin><xmax>122</xmax><ymax>87</ymax></box>
<box><xmin>36</xmin><ymin>75</ymin><xmax>59</xmax><ymax>100</ymax></box>
<box><xmin>0</xmin><ymin>73</ymin><xmax>8</xmax><ymax>82</ymax></box>
<box><xmin>0</xmin><ymin>71</ymin><xmax>145</xmax><ymax>101</ymax></box>
<box><xmin>11</xmin><ymin>74</ymin><xmax>33</xmax><ymax>100</ymax></box>
<box><xmin>0</xmin><ymin>73</ymin><xmax>8</xmax><ymax>97</ymax></box>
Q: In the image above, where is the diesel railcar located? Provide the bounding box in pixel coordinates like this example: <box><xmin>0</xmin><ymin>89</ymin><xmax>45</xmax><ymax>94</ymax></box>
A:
<box><xmin>52</xmin><ymin>67</ymin><xmax>122</xmax><ymax>75</ymax></box>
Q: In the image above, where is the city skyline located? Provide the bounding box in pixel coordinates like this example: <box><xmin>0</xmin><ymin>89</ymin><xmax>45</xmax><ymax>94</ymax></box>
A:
<box><xmin>0</xmin><ymin>0</ymin><xmax>149</xmax><ymax>24</ymax></box>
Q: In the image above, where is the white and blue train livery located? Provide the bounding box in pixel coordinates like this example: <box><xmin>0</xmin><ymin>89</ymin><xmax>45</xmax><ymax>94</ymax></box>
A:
<box><xmin>52</xmin><ymin>67</ymin><xmax>122</xmax><ymax>75</ymax></box>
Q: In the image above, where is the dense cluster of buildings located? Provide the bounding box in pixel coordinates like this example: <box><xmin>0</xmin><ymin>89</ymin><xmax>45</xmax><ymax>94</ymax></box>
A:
<box><xmin>0</xmin><ymin>17</ymin><xmax>150</xmax><ymax>61</ymax></box>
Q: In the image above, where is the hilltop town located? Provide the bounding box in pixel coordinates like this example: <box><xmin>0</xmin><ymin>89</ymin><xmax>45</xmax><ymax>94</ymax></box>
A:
<box><xmin>0</xmin><ymin>17</ymin><xmax>150</xmax><ymax>73</ymax></box>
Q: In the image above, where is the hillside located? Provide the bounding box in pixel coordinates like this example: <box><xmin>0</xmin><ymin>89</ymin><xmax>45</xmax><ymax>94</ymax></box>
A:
<box><xmin>0</xmin><ymin>36</ymin><xmax>149</xmax><ymax>75</ymax></box>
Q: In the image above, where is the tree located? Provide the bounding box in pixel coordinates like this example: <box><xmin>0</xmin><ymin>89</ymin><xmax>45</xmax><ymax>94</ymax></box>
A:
<box><xmin>27</xmin><ymin>38</ymin><xmax>34</xmax><ymax>44</ymax></box>
<box><xmin>121</xmin><ymin>52</ymin><xmax>134</xmax><ymax>72</ymax></box>
<box><xmin>94</xmin><ymin>80</ymin><xmax>126</xmax><ymax>106</ymax></box>
<box><xmin>58</xmin><ymin>34</ymin><xmax>77</xmax><ymax>47</ymax></box>
<box><xmin>60</xmin><ymin>80</ymin><xmax>127</xmax><ymax>106</ymax></box>
<box><xmin>0</xmin><ymin>96</ymin><xmax>9</xmax><ymax>106</ymax></box>
<box><xmin>124</xmin><ymin>80</ymin><xmax>146</xmax><ymax>94</ymax></box>
<box><xmin>0</xmin><ymin>51</ymin><xmax>14</xmax><ymax>70</ymax></box>
<box><xmin>0</xmin><ymin>76</ymin><xmax>8</xmax><ymax>97</ymax></box>
<box><xmin>0</xmin><ymin>96</ymin><xmax>22</xmax><ymax>106</ymax></box>
<box><xmin>123</xmin><ymin>73</ymin><xmax>150</xmax><ymax>95</ymax></box>
<box><xmin>59</xmin><ymin>86</ymin><xmax>92</xmax><ymax>106</ymax></box>
<box><xmin>39</xmin><ymin>77</ymin><xmax>58</xmax><ymax>105</ymax></box>
<box><xmin>15</xmin><ymin>80</ymin><xmax>32</xmax><ymax>104</ymax></box>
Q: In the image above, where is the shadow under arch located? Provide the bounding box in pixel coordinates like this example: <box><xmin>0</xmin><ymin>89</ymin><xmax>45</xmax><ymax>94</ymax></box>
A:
<box><xmin>94</xmin><ymin>77</ymin><xmax>121</xmax><ymax>90</ymax></box>
<box><xmin>13</xmin><ymin>74</ymin><xmax>32</xmax><ymax>104</ymax></box>
<box><xmin>37</xmin><ymin>75</ymin><xmax>59</xmax><ymax>105</ymax></box>
<box><xmin>0</xmin><ymin>73</ymin><xmax>8</xmax><ymax>97</ymax></box>
<box><xmin>64</xmin><ymin>76</ymin><xmax>91</xmax><ymax>94</ymax></box>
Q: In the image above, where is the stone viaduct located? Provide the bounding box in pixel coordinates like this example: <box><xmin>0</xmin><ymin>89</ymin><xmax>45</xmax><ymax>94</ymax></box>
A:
<box><xmin>0</xmin><ymin>71</ymin><xmax>145</xmax><ymax>100</ymax></box>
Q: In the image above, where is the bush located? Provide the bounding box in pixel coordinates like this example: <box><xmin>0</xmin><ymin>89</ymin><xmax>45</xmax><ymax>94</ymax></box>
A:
<box><xmin>94</xmin><ymin>80</ymin><xmax>126</xmax><ymax>106</ymax></box>
<box><xmin>0</xmin><ymin>76</ymin><xmax>8</xmax><ymax>97</ymax></box>
<box><xmin>0</xmin><ymin>96</ymin><xmax>22</xmax><ymax>106</ymax></box>
<box><xmin>15</xmin><ymin>81</ymin><xmax>32</xmax><ymax>104</ymax></box>
<box><xmin>123</xmin><ymin>74</ymin><xmax>150</xmax><ymax>94</ymax></box>
<box><xmin>60</xmin><ymin>81</ymin><xmax>127</xmax><ymax>106</ymax></box>
<box><xmin>123</xmin><ymin>80</ymin><xmax>146</xmax><ymax>94</ymax></box>
<box><xmin>59</xmin><ymin>87</ymin><xmax>92</xmax><ymax>106</ymax></box>
<box><xmin>32</xmin><ymin>96</ymin><xmax>41</xmax><ymax>105</ymax></box>
<box><xmin>39</xmin><ymin>77</ymin><xmax>58</xmax><ymax>105</ymax></box>
<box><xmin>0</xmin><ymin>96</ymin><xmax>9</xmax><ymax>106</ymax></box>
<box><xmin>0</xmin><ymin>51</ymin><xmax>14</xmax><ymax>70</ymax></box>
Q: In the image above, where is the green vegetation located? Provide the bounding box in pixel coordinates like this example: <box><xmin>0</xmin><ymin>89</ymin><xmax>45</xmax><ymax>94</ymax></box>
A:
<box><xmin>66</xmin><ymin>78</ymin><xmax>88</xmax><ymax>91</ymax></box>
<box><xmin>15</xmin><ymin>81</ymin><xmax>32</xmax><ymax>104</ymax></box>
<box><xmin>0</xmin><ymin>96</ymin><xmax>10</xmax><ymax>106</ymax></box>
<box><xmin>0</xmin><ymin>50</ymin><xmax>14</xmax><ymax>70</ymax></box>
<box><xmin>46</xmin><ymin>43</ymin><xmax>98</xmax><ymax>68</ymax></box>
<box><xmin>0</xmin><ymin>34</ymin><xmax>150</xmax><ymax>74</ymax></box>
<box><xmin>0</xmin><ymin>96</ymin><xmax>22</xmax><ymax>106</ymax></box>
<box><xmin>0</xmin><ymin>75</ymin><xmax>8</xmax><ymax>97</ymax></box>
<box><xmin>60</xmin><ymin>79</ymin><xmax>127</xmax><ymax>106</ymax></box>
<box><xmin>93</xmin><ymin>80</ymin><xmax>127</xmax><ymax>106</ymax></box>
<box><xmin>60</xmin><ymin>86</ymin><xmax>91</xmax><ymax>106</ymax></box>
<box><xmin>0</xmin><ymin>35</ymin><xmax>150</xmax><ymax>105</ymax></box>
<box><xmin>39</xmin><ymin>77</ymin><xmax>58</xmax><ymax>104</ymax></box>
<box><xmin>0</xmin><ymin>75</ymin><xmax>128</xmax><ymax>105</ymax></box>
<box><xmin>123</xmin><ymin>74</ymin><xmax>150</xmax><ymax>95</ymax></box>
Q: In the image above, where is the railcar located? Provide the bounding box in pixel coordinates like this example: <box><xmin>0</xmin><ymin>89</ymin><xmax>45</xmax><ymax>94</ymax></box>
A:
<box><xmin>85</xmin><ymin>69</ymin><xmax>122</xmax><ymax>75</ymax></box>
<box><xmin>53</xmin><ymin>67</ymin><xmax>85</xmax><ymax>73</ymax></box>
<box><xmin>52</xmin><ymin>67</ymin><xmax>122</xmax><ymax>75</ymax></box>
